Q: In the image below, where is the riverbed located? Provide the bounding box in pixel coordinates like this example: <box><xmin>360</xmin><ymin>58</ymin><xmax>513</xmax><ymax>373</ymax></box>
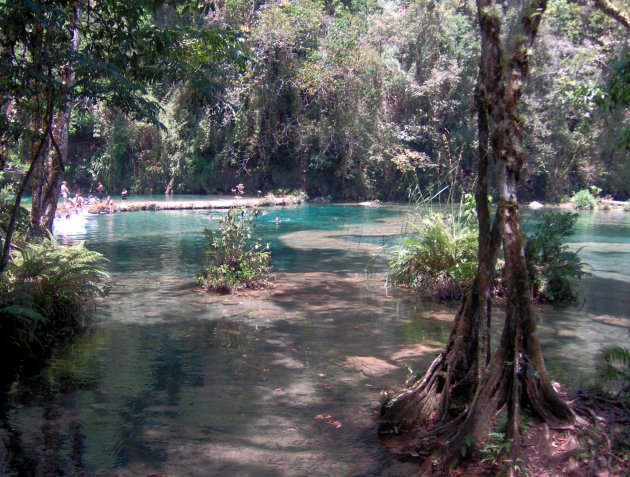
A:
<box><xmin>1</xmin><ymin>202</ymin><xmax>628</xmax><ymax>476</ymax></box>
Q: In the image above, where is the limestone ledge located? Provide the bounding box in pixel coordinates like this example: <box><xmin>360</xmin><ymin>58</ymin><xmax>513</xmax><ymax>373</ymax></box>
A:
<box><xmin>88</xmin><ymin>196</ymin><xmax>304</xmax><ymax>214</ymax></box>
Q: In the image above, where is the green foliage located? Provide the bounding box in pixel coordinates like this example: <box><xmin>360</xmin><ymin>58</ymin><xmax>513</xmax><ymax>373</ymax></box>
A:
<box><xmin>524</xmin><ymin>0</ymin><xmax>627</xmax><ymax>200</ymax></box>
<box><xmin>478</xmin><ymin>418</ymin><xmax>532</xmax><ymax>474</ymax></box>
<box><xmin>596</xmin><ymin>336</ymin><xmax>630</xmax><ymax>397</ymax></box>
<box><xmin>480</xmin><ymin>432</ymin><xmax>513</xmax><ymax>463</ymax></box>
<box><xmin>90</xmin><ymin>112</ymin><xmax>166</xmax><ymax>194</ymax></box>
<box><xmin>0</xmin><ymin>235</ymin><xmax>109</xmax><ymax>351</ymax></box>
<box><xmin>525</xmin><ymin>212</ymin><xmax>585</xmax><ymax>302</ymax></box>
<box><xmin>547</xmin><ymin>0</ymin><xmax>583</xmax><ymax>44</ymax></box>
<box><xmin>388</xmin><ymin>210</ymin><xmax>477</xmax><ymax>300</ymax></box>
<box><xmin>0</xmin><ymin>0</ymin><xmax>244</xmax><ymax>202</ymax></box>
<box><xmin>604</xmin><ymin>54</ymin><xmax>630</xmax><ymax>109</ymax></box>
<box><xmin>571</xmin><ymin>187</ymin><xmax>601</xmax><ymax>209</ymax></box>
<box><xmin>460</xmin><ymin>434</ymin><xmax>474</xmax><ymax>458</ymax></box>
<box><xmin>198</xmin><ymin>207</ymin><xmax>271</xmax><ymax>293</ymax></box>
<box><xmin>1</xmin><ymin>191</ymin><xmax>32</xmax><ymax>244</ymax></box>
<box><xmin>10</xmin><ymin>0</ymin><xmax>625</xmax><ymax>202</ymax></box>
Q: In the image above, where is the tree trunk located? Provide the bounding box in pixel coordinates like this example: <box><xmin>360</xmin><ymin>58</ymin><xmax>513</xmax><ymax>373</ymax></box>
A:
<box><xmin>30</xmin><ymin>114</ymin><xmax>51</xmax><ymax>231</ymax></box>
<box><xmin>0</xmin><ymin>99</ymin><xmax>16</xmax><ymax>171</ymax></box>
<box><xmin>379</xmin><ymin>0</ymin><xmax>508</xmax><ymax>439</ymax></box>
<box><xmin>1</xmin><ymin>18</ymin><xmax>53</xmax><ymax>270</ymax></box>
<box><xmin>381</xmin><ymin>0</ymin><xmax>576</xmax><ymax>470</ymax></box>
<box><xmin>380</xmin><ymin>96</ymin><xmax>506</xmax><ymax>436</ymax></box>
<box><xmin>0</xmin><ymin>120</ymin><xmax>51</xmax><ymax>271</ymax></box>
<box><xmin>165</xmin><ymin>177</ymin><xmax>175</xmax><ymax>195</ymax></box>
<box><xmin>30</xmin><ymin>1</ymin><xmax>81</xmax><ymax>232</ymax></box>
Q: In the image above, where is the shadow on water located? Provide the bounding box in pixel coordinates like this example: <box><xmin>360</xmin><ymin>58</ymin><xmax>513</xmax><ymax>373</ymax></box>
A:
<box><xmin>1</xmin><ymin>204</ymin><xmax>629</xmax><ymax>476</ymax></box>
<box><xmin>1</xmin><ymin>272</ymin><xmax>442</xmax><ymax>476</ymax></box>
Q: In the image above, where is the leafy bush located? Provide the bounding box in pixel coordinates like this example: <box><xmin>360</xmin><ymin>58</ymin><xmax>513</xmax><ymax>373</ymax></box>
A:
<box><xmin>198</xmin><ymin>207</ymin><xmax>271</xmax><ymax>293</ymax></box>
<box><xmin>388</xmin><ymin>212</ymin><xmax>478</xmax><ymax>300</ymax></box>
<box><xmin>571</xmin><ymin>187</ymin><xmax>600</xmax><ymax>209</ymax></box>
<box><xmin>524</xmin><ymin>212</ymin><xmax>585</xmax><ymax>302</ymax></box>
<box><xmin>0</xmin><ymin>235</ymin><xmax>110</xmax><ymax>351</ymax></box>
<box><xmin>596</xmin><ymin>343</ymin><xmax>630</xmax><ymax>397</ymax></box>
<box><xmin>1</xmin><ymin>185</ymin><xmax>33</xmax><ymax>247</ymax></box>
<box><xmin>263</xmin><ymin>189</ymin><xmax>308</xmax><ymax>205</ymax></box>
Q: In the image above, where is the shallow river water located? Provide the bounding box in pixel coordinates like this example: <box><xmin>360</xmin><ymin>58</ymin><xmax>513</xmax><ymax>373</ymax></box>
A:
<box><xmin>1</xmin><ymin>202</ymin><xmax>629</xmax><ymax>476</ymax></box>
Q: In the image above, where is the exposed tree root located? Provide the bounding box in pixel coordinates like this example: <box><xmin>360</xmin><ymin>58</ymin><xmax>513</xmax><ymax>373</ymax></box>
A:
<box><xmin>379</xmin><ymin>286</ymin><xmax>489</xmax><ymax>434</ymax></box>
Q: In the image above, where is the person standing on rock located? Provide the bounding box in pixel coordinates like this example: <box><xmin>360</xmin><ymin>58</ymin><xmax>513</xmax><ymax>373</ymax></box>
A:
<box><xmin>60</xmin><ymin>181</ymin><xmax>70</xmax><ymax>207</ymax></box>
<box><xmin>97</xmin><ymin>182</ymin><xmax>104</xmax><ymax>202</ymax></box>
<box><xmin>75</xmin><ymin>192</ymin><xmax>84</xmax><ymax>211</ymax></box>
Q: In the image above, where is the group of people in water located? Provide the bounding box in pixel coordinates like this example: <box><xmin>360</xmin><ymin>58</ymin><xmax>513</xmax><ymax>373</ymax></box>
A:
<box><xmin>59</xmin><ymin>181</ymin><xmax>125</xmax><ymax>216</ymax></box>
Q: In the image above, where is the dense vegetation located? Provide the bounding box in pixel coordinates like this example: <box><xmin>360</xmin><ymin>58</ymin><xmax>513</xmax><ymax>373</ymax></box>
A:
<box><xmin>2</xmin><ymin>0</ymin><xmax>624</xmax><ymax>202</ymax></box>
<box><xmin>388</xmin><ymin>195</ymin><xmax>479</xmax><ymax>299</ymax></box>
<box><xmin>390</xmin><ymin>201</ymin><xmax>585</xmax><ymax>303</ymax></box>
<box><xmin>0</xmin><ymin>234</ymin><xmax>109</xmax><ymax>357</ymax></box>
<box><xmin>525</xmin><ymin>212</ymin><xmax>585</xmax><ymax>302</ymax></box>
<box><xmin>380</xmin><ymin>2</ymin><xmax>628</xmax><ymax>475</ymax></box>
<box><xmin>198</xmin><ymin>206</ymin><xmax>271</xmax><ymax>293</ymax></box>
<box><xmin>389</xmin><ymin>212</ymin><xmax>478</xmax><ymax>299</ymax></box>
<box><xmin>0</xmin><ymin>0</ymin><xmax>628</xmax><ymax>475</ymax></box>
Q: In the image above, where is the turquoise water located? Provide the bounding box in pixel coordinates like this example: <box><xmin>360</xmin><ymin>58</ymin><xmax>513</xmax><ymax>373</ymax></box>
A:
<box><xmin>539</xmin><ymin>209</ymin><xmax>630</xmax><ymax>383</ymax></box>
<box><xmin>1</xmin><ymin>203</ymin><xmax>629</xmax><ymax>476</ymax></box>
<box><xmin>56</xmin><ymin>204</ymin><xmax>405</xmax><ymax>275</ymax></box>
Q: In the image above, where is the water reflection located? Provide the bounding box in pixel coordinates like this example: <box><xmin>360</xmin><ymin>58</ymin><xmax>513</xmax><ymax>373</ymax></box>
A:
<box><xmin>2</xmin><ymin>273</ymin><xmax>437</xmax><ymax>476</ymax></box>
<box><xmin>1</xmin><ymin>204</ymin><xmax>628</xmax><ymax>476</ymax></box>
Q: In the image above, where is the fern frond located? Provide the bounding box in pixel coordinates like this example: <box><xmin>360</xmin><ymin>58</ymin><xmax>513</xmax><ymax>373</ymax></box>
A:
<box><xmin>597</xmin><ymin>345</ymin><xmax>630</xmax><ymax>383</ymax></box>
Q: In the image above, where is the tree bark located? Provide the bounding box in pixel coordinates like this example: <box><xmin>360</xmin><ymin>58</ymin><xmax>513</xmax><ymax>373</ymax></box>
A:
<box><xmin>30</xmin><ymin>1</ymin><xmax>81</xmax><ymax>232</ymax></box>
<box><xmin>0</xmin><ymin>118</ymin><xmax>51</xmax><ymax>271</ymax></box>
<box><xmin>380</xmin><ymin>89</ymin><xmax>506</xmax><ymax>437</ymax></box>
<box><xmin>381</xmin><ymin>0</ymin><xmax>576</xmax><ymax>470</ymax></box>
<box><xmin>165</xmin><ymin>177</ymin><xmax>175</xmax><ymax>195</ymax></box>
<box><xmin>30</xmin><ymin>113</ymin><xmax>51</xmax><ymax>231</ymax></box>
<box><xmin>441</xmin><ymin>0</ymin><xmax>576</xmax><ymax>459</ymax></box>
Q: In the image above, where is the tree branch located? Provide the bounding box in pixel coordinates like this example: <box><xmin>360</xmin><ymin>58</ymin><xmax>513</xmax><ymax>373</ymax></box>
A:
<box><xmin>592</xmin><ymin>0</ymin><xmax>630</xmax><ymax>29</ymax></box>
